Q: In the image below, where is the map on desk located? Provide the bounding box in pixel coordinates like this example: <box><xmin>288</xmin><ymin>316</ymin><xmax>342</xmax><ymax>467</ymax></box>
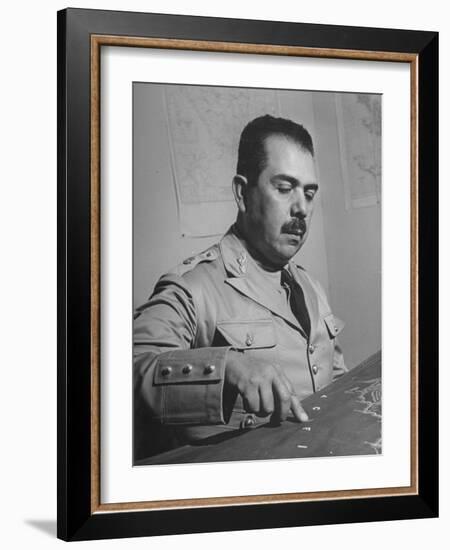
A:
<box><xmin>137</xmin><ymin>351</ymin><xmax>382</xmax><ymax>465</ymax></box>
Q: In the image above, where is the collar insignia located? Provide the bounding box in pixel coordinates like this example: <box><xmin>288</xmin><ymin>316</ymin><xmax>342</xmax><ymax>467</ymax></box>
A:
<box><xmin>237</xmin><ymin>252</ymin><xmax>247</xmax><ymax>274</ymax></box>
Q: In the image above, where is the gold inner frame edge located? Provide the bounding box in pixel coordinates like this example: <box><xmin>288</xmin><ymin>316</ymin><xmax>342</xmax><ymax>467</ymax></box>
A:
<box><xmin>89</xmin><ymin>34</ymin><xmax>419</xmax><ymax>514</ymax></box>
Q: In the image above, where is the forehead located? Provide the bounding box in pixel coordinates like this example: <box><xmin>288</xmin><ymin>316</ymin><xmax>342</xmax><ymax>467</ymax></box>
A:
<box><xmin>262</xmin><ymin>134</ymin><xmax>316</xmax><ymax>179</ymax></box>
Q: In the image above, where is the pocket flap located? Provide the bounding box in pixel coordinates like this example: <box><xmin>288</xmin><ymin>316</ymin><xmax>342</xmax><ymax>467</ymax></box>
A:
<box><xmin>216</xmin><ymin>319</ymin><xmax>276</xmax><ymax>350</ymax></box>
<box><xmin>324</xmin><ymin>313</ymin><xmax>345</xmax><ymax>338</ymax></box>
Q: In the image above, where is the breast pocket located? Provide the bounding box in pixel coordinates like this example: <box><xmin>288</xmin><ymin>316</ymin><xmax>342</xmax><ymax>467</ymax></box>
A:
<box><xmin>215</xmin><ymin>318</ymin><xmax>276</xmax><ymax>350</ymax></box>
<box><xmin>323</xmin><ymin>313</ymin><xmax>345</xmax><ymax>339</ymax></box>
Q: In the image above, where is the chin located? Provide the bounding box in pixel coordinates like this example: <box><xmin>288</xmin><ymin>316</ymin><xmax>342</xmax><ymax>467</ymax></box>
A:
<box><xmin>274</xmin><ymin>247</ymin><xmax>298</xmax><ymax>265</ymax></box>
<box><xmin>261</xmin><ymin>241</ymin><xmax>301</xmax><ymax>267</ymax></box>
<box><xmin>284</xmin><ymin>240</ymin><xmax>303</xmax><ymax>255</ymax></box>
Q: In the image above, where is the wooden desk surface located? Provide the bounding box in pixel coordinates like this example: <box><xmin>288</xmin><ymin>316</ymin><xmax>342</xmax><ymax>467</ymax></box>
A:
<box><xmin>138</xmin><ymin>351</ymin><xmax>381</xmax><ymax>465</ymax></box>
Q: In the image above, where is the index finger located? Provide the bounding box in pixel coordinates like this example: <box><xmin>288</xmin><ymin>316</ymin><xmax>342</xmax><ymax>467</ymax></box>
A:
<box><xmin>290</xmin><ymin>393</ymin><xmax>309</xmax><ymax>423</ymax></box>
<box><xmin>278</xmin><ymin>370</ymin><xmax>309</xmax><ymax>423</ymax></box>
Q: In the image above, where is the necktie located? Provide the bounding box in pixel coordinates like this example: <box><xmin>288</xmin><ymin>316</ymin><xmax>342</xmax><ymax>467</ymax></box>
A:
<box><xmin>281</xmin><ymin>269</ymin><xmax>311</xmax><ymax>337</ymax></box>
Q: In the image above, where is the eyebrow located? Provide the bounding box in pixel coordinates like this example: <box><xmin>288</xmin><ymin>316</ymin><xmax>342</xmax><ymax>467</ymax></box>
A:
<box><xmin>271</xmin><ymin>174</ymin><xmax>319</xmax><ymax>191</ymax></box>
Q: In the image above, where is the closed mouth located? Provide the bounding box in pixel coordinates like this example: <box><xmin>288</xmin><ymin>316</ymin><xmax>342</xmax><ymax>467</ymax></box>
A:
<box><xmin>284</xmin><ymin>227</ymin><xmax>305</xmax><ymax>237</ymax></box>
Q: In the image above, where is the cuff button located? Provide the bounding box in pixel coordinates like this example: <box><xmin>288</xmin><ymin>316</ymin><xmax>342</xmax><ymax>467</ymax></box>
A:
<box><xmin>241</xmin><ymin>414</ymin><xmax>256</xmax><ymax>428</ymax></box>
<box><xmin>204</xmin><ymin>364</ymin><xmax>216</xmax><ymax>375</ymax></box>
<box><xmin>161</xmin><ymin>366</ymin><xmax>172</xmax><ymax>376</ymax></box>
<box><xmin>182</xmin><ymin>364</ymin><xmax>193</xmax><ymax>374</ymax></box>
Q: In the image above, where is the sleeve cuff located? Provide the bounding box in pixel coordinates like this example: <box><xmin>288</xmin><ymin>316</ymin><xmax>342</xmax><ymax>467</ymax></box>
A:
<box><xmin>141</xmin><ymin>346</ymin><xmax>231</xmax><ymax>425</ymax></box>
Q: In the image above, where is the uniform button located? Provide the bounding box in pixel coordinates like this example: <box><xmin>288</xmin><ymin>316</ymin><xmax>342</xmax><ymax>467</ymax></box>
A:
<box><xmin>308</xmin><ymin>344</ymin><xmax>315</xmax><ymax>354</ymax></box>
<box><xmin>245</xmin><ymin>333</ymin><xmax>254</xmax><ymax>346</ymax></box>
<box><xmin>161</xmin><ymin>366</ymin><xmax>172</xmax><ymax>376</ymax></box>
<box><xmin>183</xmin><ymin>256</ymin><xmax>194</xmax><ymax>265</ymax></box>
<box><xmin>312</xmin><ymin>364</ymin><xmax>318</xmax><ymax>375</ymax></box>
<box><xmin>182</xmin><ymin>364</ymin><xmax>193</xmax><ymax>374</ymax></box>
<box><xmin>204</xmin><ymin>364</ymin><xmax>216</xmax><ymax>375</ymax></box>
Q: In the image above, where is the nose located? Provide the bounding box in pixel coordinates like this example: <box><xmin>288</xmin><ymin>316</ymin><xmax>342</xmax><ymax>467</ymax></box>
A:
<box><xmin>291</xmin><ymin>187</ymin><xmax>307</xmax><ymax>218</ymax></box>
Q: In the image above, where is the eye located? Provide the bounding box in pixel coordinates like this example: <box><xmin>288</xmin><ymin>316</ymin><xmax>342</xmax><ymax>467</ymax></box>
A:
<box><xmin>305</xmin><ymin>188</ymin><xmax>317</xmax><ymax>200</ymax></box>
<box><xmin>277</xmin><ymin>185</ymin><xmax>292</xmax><ymax>194</ymax></box>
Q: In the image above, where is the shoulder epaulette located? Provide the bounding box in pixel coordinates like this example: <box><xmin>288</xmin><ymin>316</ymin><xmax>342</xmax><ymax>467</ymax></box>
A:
<box><xmin>170</xmin><ymin>245</ymin><xmax>219</xmax><ymax>276</ymax></box>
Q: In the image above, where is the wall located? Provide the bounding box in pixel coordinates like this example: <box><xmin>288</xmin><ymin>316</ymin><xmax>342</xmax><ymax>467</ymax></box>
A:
<box><xmin>313</xmin><ymin>93</ymin><xmax>382</xmax><ymax>368</ymax></box>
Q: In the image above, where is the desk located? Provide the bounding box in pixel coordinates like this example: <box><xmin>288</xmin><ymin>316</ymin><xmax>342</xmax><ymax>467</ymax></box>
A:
<box><xmin>137</xmin><ymin>351</ymin><xmax>381</xmax><ymax>465</ymax></box>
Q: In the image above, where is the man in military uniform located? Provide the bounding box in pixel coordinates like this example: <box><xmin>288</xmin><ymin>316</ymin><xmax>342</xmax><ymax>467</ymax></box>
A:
<box><xmin>134</xmin><ymin>115</ymin><xmax>346</xmax><ymax>460</ymax></box>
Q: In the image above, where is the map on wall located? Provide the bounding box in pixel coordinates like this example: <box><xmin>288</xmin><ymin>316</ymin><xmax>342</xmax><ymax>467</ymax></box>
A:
<box><xmin>165</xmin><ymin>85</ymin><xmax>280</xmax><ymax>206</ymax></box>
<box><xmin>335</xmin><ymin>93</ymin><xmax>382</xmax><ymax>209</ymax></box>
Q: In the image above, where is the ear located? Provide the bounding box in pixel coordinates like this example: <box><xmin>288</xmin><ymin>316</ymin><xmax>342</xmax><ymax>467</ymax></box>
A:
<box><xmin>232</xmin><ymin>174</ymin><xmax>248</xmax><ymax>213</ymax></box>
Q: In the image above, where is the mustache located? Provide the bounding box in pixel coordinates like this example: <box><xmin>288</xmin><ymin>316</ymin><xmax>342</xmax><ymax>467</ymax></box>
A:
<box><xmin>282</xmin><ymin>218</ymin><xmax>307</xmax><ymax>234</ymax></box>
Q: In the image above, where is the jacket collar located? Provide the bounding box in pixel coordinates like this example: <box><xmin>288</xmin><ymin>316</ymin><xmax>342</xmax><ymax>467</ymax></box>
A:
<box><xmin>219</xmin><ymin>226</ymin><xmax>319</xmax><ymax>340</ymax></box>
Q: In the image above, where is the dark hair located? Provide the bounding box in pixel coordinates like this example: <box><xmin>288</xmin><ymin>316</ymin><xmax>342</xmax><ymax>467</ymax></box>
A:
<box><xmin>236</xmin><ymin>114</ymin><xmax>314</xmax><ymax>185</ymax></box>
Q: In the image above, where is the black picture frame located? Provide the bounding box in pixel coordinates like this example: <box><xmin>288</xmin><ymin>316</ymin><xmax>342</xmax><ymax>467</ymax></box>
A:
<box><xmin>57</xmin><ymin>7</ymin><xmax>438</xmax><ymax>541</ymax></box>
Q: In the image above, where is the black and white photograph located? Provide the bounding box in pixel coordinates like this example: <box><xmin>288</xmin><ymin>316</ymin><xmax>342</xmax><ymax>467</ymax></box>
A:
<box><xmin>132</xmin><ymin>83</ymin><xmax>382</xmax><ymax>466</ymax></box>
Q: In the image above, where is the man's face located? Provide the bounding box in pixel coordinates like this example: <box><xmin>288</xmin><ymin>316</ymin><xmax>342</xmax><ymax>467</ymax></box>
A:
<box><xmin>242</xmin><ymin>134</ymin><xmax>318</xmax><ymax>268</ymax></box>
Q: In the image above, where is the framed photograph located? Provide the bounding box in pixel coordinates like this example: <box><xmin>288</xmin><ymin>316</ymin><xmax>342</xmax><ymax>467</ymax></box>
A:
<box><xmin>57</xmin><ymin>8</ymin><xmax>438</xmax><ymax>541</ymax></box>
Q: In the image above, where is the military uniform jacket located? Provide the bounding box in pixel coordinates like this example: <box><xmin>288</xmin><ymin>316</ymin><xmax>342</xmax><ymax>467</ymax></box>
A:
<box><xmin>134</xmin><ymin>226</ymin><xmax>346</xmax><ymax>459</ymax></box>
